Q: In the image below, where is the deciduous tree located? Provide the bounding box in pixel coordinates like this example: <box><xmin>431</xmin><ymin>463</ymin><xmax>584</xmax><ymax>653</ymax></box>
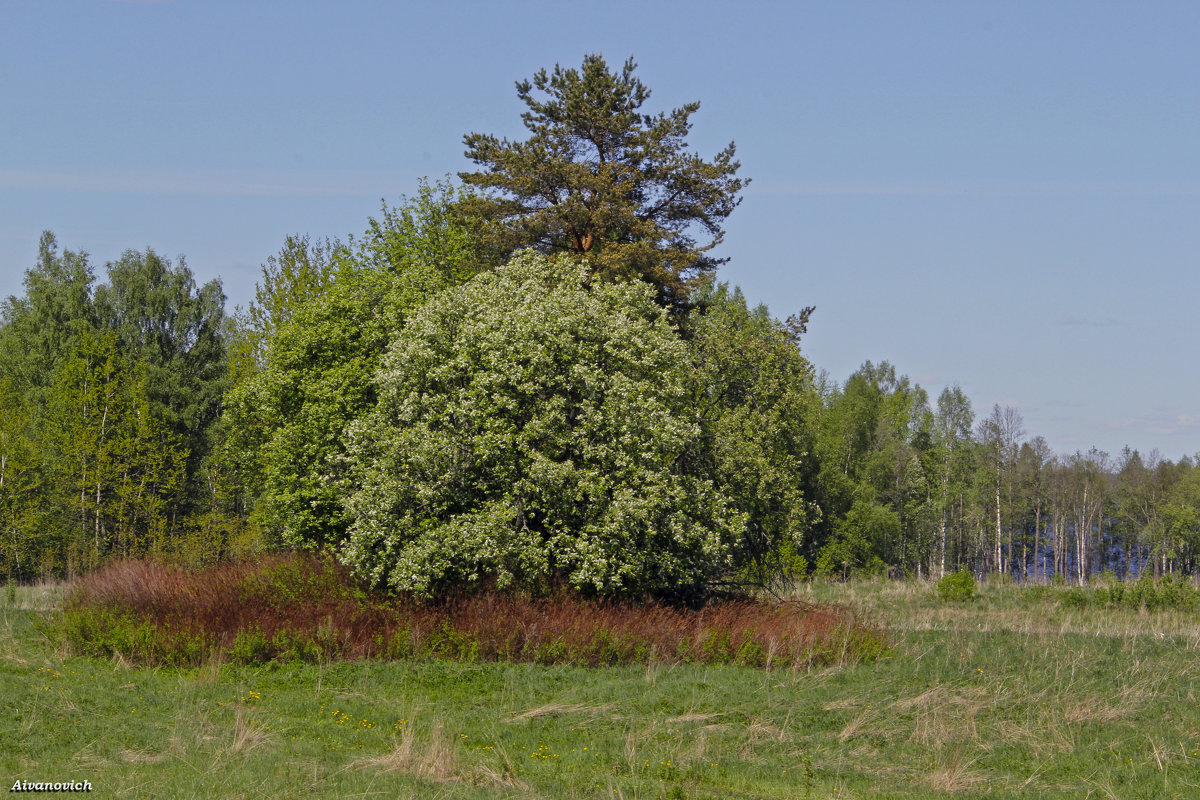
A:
<box><xmin>342</xmin><ymin>252</ymin><xmax>743</xmax><ymax>599</ymax></box>
<box><xmin>227</xmin><ymin>181</ymin><xmax>486</xmax><ymax>549</ymax></box>
<box><xmin>684</xmin><ymin>283</ymin><xmax>821</xmax><ymax>585</ymax></box>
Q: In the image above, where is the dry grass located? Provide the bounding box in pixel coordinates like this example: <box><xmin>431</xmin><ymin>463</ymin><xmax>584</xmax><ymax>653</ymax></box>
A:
<box><xmin>891</xmin><ymin>685</ymin><xmax>988</xmax><ymax>747</ymax></box>
<box><xmin>1060</xmin><ymin>695</ymin><xmax>1129</xmax><ymax>725</ymax></box>
<box><xmin>512</xmin><ymin>702</ymin><xmax>612</xmax><ymax>721</ymax></box>
<box><xmin>665</xmin><ymin>712</ymin><xmax>724</xmax><ymax>724</ymax></box>
<box><xmin>796</xmin><ymin>577</ymin><xmax>1200</xmax><ymax>646</ymax></box>
<box><xmin>363</xmin><ymin>720</ymin><xmax>459</xmax><ymax>782</ymax></box>
<box><xmin>229</xmin><ymin>706</ymin><xmax>270</xmax><ymax>754</ymax></box>
<box><xmin>892</xmin><ymin>686</ymin><xmax>950</xmax><ymax>712</ymax></box>
<box><xmin>908</xmin><ymin>696</ymin><xmax>985</xmax><ymax>748</ymax></box>
<box><xmin>925</xmin><ymin>751</ymin><xmax>986</xmax><ymax>794</ymax></box>
<box><xmin>836</xmin><ymin>711</ymin><xmax>874</xmax><ymax>743</ymax></box>
<box><xmin>5</xmin><ymin>580</ymin><xmax>67</xmax><ymax>611</ymax></box>
<box><xmin>120</xmin><ymin>746</ymin><xmax>173</xmax><ymax>764</ymax></box>
<box><xmin>359</xmin><ymin>719</ymin><xmax>529</xmax><ymax>790</ymax></box>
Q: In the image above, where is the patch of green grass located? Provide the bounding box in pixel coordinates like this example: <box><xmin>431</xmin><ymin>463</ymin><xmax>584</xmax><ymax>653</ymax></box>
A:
<box><xmin>6</xmin><ymin>580</ymin><xmax>1200</xmax><ymax>798</ymax></box>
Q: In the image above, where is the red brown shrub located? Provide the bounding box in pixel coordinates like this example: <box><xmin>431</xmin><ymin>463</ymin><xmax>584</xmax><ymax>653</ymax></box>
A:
<box><xmin>62</xmin><ymin>554</ymin><xmax>888</xmax><ymax>668</ymax></box>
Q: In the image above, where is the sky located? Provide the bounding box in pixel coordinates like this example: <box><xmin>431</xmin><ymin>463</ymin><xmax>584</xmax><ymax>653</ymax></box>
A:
<box><xmin>2</xmin><ymin>0</ymin><xmax>1198</xmax><ymax>460</ymax></box>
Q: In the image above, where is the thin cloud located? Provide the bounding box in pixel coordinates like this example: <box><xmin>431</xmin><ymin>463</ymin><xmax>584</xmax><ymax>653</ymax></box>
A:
<box><xmin>1042</xmin><ymin>398</ymin><xmax>1084</xmax><ymax>409</ymax></box>
<box><xmin>0</xmin><ymin>168</ymin><xmax>422</xmax><ymax>198</ymax></box>
<box><xmin>1098</xmin><ymin>412</ymin><xmax>1200</xmax><ymax>438</ymax></box>
<box><xmin>748</xmin><ymin>179</ymin><xmax>1200</xmax><ymax>199</ymax></box>
<box><xmin>1144</xmin><ymin>413</ymin><xmax>1200</xmax><ymax>437</ymax></box>
<box><xmin>1057</xmin><ymin>314</ymin><xmax>1122</xmax><ymax>328</ymax></box>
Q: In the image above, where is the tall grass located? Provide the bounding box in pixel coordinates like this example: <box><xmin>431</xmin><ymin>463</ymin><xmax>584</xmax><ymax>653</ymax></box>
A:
<box><xmin>58</xmin><ymin>555</ymin><xmax>889</xmax><ymax>669</ymax></box>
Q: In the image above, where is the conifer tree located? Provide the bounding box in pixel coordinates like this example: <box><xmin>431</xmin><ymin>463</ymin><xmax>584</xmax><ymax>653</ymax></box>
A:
<box><xmin>459</xmin><ymin>54</ymin><xmax>747</xmax><ymax>308</ymax></box>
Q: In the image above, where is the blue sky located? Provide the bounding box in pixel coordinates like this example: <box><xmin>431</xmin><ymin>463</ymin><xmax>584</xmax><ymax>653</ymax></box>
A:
<box><xmin>3</xmin><ymin>0</ymin><xmax>1198</xmax><ymax>460</ymax></box>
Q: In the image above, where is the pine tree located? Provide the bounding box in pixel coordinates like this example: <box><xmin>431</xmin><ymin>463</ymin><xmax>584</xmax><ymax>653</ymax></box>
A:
<box><xmin>459</xmin><ymin>54</ymin><xmax>748</xmax><ymax>308</ymax></box>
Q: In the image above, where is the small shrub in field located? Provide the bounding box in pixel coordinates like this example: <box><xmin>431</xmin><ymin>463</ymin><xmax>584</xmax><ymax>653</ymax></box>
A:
<box><xmin>1097</xmin><ymin>582</ymin><xmax>1125</xmax><ymax>606</ymax></box>
<box><xmin>735</xmin><ymin>639</ymin><xmax>767</xmax><ymax>668</ymax></box>
<box><xmin>423</xmin><ymin>621</ymin><xmax>480</xmax><ymax>661</ymax></box>
<box><xmin>228</xmin><ymin>629</ymin><xmax>272</xmax><ymax>665</ymax></box>
<box><xmin>58</xmin><ymin>608</ymin><xmax>209</xmax><ymax>666</ymax></box>
<box><xmin>270</xmin><ymin>629</ymin><xmax>322</xmax><ymax>663</ymax></box>
<box><xmin>936</xmin><ymin>569</ymin><xmax>976</xmax><ymax>602</ymax></box>
<box><xmin>585</xmin><ymin>629</ymin><xmax>621</xmax><ymax>666</ymax></box>
<box><xmin>699</xmin><ymin>631</ymin><xmax>734</xmax><ymax>664</ymax></box>
<box><xmin>1026</xmin><ymin>584</ymin><xmax>1051</xmax><ymax>601</ymax></box>
<box><xmin>1157</xmin><ymin>573</ymin><xmax>1199</xmax><ymax>611</ymax></box>
<box><xmin>384</xmin><ymin>627</ymin><xmax>416</xmax><ymax>660</ymax></box>
<box><xmin>1060</xmin><ymin>587</ymin><xmax>1089</xmax><ymax>609</ymax></box>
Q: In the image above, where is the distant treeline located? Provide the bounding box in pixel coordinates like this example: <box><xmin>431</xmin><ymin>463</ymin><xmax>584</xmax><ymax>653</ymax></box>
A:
<box><xmin>2</xmin><ymin>204</ymin><xmax>1196</xmax><ymax>587</ymax></box>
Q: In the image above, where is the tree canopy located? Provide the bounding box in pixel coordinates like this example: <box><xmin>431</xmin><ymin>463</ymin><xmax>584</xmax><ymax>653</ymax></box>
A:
<box><xmin>341</xmin><ymin>252</ymin><xmax>743</xmax><ymax>599</ymax></box>
<box><xmin>224</xmin><ymin>180</ymin><xmax>487</xmax><ymax>550</ymax></box>
<box><xmin>684</xmin><ymin>283</ymin><xmax>821</xmax><ymax>585</ymax></box>
<box><xmin>459</xmin><ymin>54</ymin><xmax>747</xmax><ymax>308</ymax></box>
<box><xmin>0</xmin><ymin>235</ymin><xmax>226</xmax><ymax>574</ymax></box>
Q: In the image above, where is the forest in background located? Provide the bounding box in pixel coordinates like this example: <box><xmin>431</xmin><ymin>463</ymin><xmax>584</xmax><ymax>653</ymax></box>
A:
<box><xmin>2</xmin><ymin>56</ymin><xmax>1198</xmax><ymax>591</ymax></box>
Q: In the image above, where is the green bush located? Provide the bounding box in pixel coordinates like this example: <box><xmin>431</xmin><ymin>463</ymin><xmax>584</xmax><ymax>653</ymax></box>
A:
<box><xmin>533</xmin><ymin>638</ymin><xmax>569</xmax><ymax>665</ymax></box>
<box><xmin>585</xmin><ymin>629</ymin><xmax>622</xmax><ymax>666</ymax></box>
<box><xmin>57</xmin><ymin>608</ymin><xmax>208</xmax><ymax>666</ymax></box>
<box><xmin>269</xmin><ymin>629</ymin><xmax>323</xmax><ymax>663</ymax></box>
<box><xmin>423</xmin><ymin>621</ymin><xmax>479</xmax><ymax>661</ymax></box>
<box><xmin>228</xmin><ymin>628</ymin><xmax>272</xmax><ymax>664</ymax></box>
<box><xmin>1097</xmin><ymin>582</ymin><xmax>1125</xmax><ymax>606</ymax></box>
<box><xmin>1157</xmin><ymin>573</ymin><xmax>1198</xmax><ymax>611</ymax></box>
<box><xmin>1128</xmin><ymin>572</ymin><xmax>1158</xmax><ymax>610</ymax></box>
<box><xmin>383</xmin><ymin>626</ymin><xmax>415</xmax><ymax>660</ymax></box>
<box><xmin>735</xmin><ymin>639</ymin><xmax>767</xmax><ymax>668</ymax></box>
<box><xmin>935</xmin><ymin>569</ymin><xmax>976</xmax><ymax>602</ymax></box>
<box><xmin>1060</xmin><ymin>587</ymin><xmax>1089</xmax><ymax>609</ymax></box>
<box><xmin>1051</xmin><ymin>574</ymin><xmax>1199</xmax><ymax>612</ymax></box>
<box><xmin>699</xmin><ymin>631</ymin><xmax>734</xmax><ymax>664</ymax></box>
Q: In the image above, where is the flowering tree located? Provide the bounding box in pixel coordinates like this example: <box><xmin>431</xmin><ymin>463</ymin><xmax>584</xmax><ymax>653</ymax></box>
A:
<box><xmin>341</xmin><ymin>252</ymin><xmax>744</xmax><ymax>598</ymax></box>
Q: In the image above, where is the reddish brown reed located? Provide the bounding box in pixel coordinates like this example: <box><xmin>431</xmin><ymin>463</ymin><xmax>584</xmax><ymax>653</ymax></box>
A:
<box><xmin>64</xmin><ymin>554</ymin><xmax>888</xmax><ymax>668</ymax></box>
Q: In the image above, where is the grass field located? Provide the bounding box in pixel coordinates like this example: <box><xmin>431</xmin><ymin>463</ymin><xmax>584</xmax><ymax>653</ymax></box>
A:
<box><xmin>3</xmin><ymin>578</ymin><xmax>1199</xmax><ymax>799</ymax></box>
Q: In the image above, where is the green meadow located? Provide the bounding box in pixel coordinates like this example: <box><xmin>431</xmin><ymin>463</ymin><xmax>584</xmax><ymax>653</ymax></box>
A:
<box><xmin>4</xmin><ymin>580</ymin><xmax>1199</xmax><ymax>799</ymax></box>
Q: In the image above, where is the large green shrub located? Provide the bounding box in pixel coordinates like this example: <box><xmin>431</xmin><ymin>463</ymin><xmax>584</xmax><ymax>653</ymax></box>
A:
<box><xmin>341</xmin><ymin>252</ymin><xmax>744</xmax><ymax>599</ymax></box>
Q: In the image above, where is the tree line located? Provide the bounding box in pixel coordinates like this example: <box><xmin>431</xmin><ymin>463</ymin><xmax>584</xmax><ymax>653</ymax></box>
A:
<box><xmin>2</xmin><ymin>55</ymin><xmax>1197</xmax><ymax>592</ymax></box>
<box><xmin>809</xmin><ymin>364</ymin><xmax>1199</xmax><ymax>583</ymax></box>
